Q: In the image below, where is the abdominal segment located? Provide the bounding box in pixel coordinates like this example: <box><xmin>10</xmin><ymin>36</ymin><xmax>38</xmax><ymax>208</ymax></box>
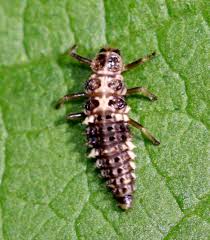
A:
<box><xmin>84</xmin><ymin>72</ymin><xmax>136</xmax><ymax>209</ymax></box>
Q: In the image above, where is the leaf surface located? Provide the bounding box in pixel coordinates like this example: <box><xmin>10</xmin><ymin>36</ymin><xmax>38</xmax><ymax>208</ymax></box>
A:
<box><xmin>0</xmin><ymin>1</ymin><xmax>209</xmax><ymax>239</ymax></box>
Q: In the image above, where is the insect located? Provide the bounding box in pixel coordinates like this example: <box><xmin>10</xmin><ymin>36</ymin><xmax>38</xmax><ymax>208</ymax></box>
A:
<box><xmin>56</xmin><ymin>45</ymin><xmax>160</xmax><ymax>209</ymax></box>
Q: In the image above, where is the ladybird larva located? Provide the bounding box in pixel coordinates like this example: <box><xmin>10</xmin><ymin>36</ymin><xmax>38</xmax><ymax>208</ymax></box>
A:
<box><xmin>56</xmin><ymin>45</ymin><xmax>160</xmax><ymax>210</ymax></box>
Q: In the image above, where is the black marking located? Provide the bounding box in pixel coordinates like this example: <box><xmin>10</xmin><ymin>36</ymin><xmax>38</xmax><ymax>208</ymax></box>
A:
<box><xmin>108</xmin><ymin>79</ymin><xmax>123</xmax><ymax>91</ymax></box>
<box><xmin>85</xmin><ymin>98</ymin><xmax>99</xmax><ymax>111</ymax></box>
<box><xmin>107</xmin><ymin>55</ymin><xmax>121</xmax><ymax>72</ymax></box>
<box><xmin>85</xmin><ymin>78</ymin><xmax>101</xmax><ymax>91</ymax></box>
<box><xmin>108</xmin><ymin>97</ymin><xmax>127</xmax><ymax>110</ymax></box>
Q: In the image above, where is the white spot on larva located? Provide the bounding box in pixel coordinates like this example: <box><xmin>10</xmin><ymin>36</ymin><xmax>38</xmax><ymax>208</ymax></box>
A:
<box><xmin>120</xmin><ymin>144</ymin><xmax>128</xmax><ymax>151</ymax></box>
<box><xmin>88</xmin><ymin>148</ymin><xmax>99</xmax><ymax>158</ymax></box>
<box><xmin>123</xmin><ymin>178</ymin><xmax>131</xmax><ymax>184</ymax></box>
<box><xmin>115</xmin><ymin>114</ymin><xmax>129</xmax><ymax>121</ymax></box>
<box><xmin>124</xmin><ymin>115</ymin><xmax>129</xmax><ymax>121</ymax></box>
<box><xmin>112</xmin><ymin>168</ymin><xmax>119</xmax><ymax>177</ymax></box>
<box><xmin>95</xmin><ymin>159</ymin><xmax>103</xmax><ymax>168</ymax></box>
<box><xmin>124</xmin><ymin>106</ymin><xmax>131</xmax><ymax>113</ymax></box>
<box><xmin>131</xmin><ymin>172</ymin><xmax>136</xmax><ymax>179</ymax></box>
<box><xmin>125</xmin><ymin>141</ymin><xmax>136</xmax><ymax>150</ymax></box>
<box><xmin>128</xmin><ymin>151</ymin><xmax>136</xmax><ymax>159</ymax></box>
<box><xmin>94</xmin><ymin>95</ymin><xmax>109</xmax><ymax>112</ymax></box>
<box><xmin>115</xmin><ymin>114</ymin><xmax>123</xmax><ymax>121</ymax></box>
<box><xmin>130</xmin><ymin>161</ymin><xmax>136</xmax><ymax>170</ymax></box>
<box><xmin>83</xmin><ymin>115</ymin><xmax>95</xmax><ymax>125</ymax></box>
<box><xmin>121</xmin><ymin>88</ymin><xmax>127</xmax><ymax>95</ymax></box>
<box><xmin>107</xmin><ymin>183</ymin><xmax>115</xmax><ymax>189</ymax></box>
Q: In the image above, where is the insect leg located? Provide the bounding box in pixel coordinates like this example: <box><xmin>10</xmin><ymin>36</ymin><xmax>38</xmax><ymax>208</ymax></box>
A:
<box><xmin>129</xmin><ymin>118</ymin><xmax>160</xmax><ymax>145</ymax></box>
<box><xmin>56</xmin><ymin>92</ymin><xmax>86</xmax><ymax>109</ymax></box>
<box><xmin>127</xmin><ymin>87</ymin><xmax>157</xmax><ymax>101</ymax></box>
<box><xmin>123</xmin><ymin>52</ymin><xmax>156</xmax><ymax>72</ymax></box>
<box><xmin>66</xmin><ymin>112</ymin><xmax>85</xmax><ymax>120</ymax></box>
<box><xmin>69</xmin><ymin>45</ymin><xmax>92</xmax><ymax>65</ymax></box>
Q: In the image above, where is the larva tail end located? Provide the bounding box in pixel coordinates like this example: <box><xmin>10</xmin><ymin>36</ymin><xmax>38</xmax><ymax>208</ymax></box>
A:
<box><xmin>117</xmin><ymin>195</ymin><xmax>133</xmax><ymax>210</ymax></box>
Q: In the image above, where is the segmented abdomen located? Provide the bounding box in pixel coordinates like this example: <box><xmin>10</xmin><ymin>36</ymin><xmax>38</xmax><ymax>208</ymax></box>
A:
<box><xmin>83</xmin><ymin>73</ymin><xmax>136</xmax><ymax>209</ymax></box>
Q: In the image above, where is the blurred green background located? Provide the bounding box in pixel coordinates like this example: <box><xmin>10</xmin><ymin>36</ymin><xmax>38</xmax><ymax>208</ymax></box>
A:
<box><xmin>0</xmin><ymin>0</ymin><xmax>209</xmax><ymax>239</ymax></box>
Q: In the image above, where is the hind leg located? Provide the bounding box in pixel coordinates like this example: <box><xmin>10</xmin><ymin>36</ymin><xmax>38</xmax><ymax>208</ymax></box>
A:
<box><xmin>55</xmin><ymin>92</ymin><xmax>86</xmax><ymax>109</ymax></box>
<box><xmin>129</xmin><ymin>118</ymin><xmax>160</xmax><ymax>145</ymax></box>
<box><xmin>127</xmin><ymin>87</ymin><xmax>157</xmax><ymax>101</ymax></box>
<box><xmin>123</xmin><ymin>52</ymin><xmax>156</xmax><ymax>72</ymax></box>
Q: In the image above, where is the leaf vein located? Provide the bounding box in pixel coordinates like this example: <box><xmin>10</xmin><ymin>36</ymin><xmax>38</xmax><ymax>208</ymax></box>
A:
<box><xmin>22</xmin><ymin>0</ymin><xmax>30</xmax><ymax>60</ymax></box>
<box><xmin>90</xmin><ymin>203</ymin><xmax>121</xmax><ymax>239</ymax></box>
<box><xmin>0</xmin><ymin>107</ymin><xmax>9</xmax><ymax>240</ymax></box>
<box><xmin>144</xmin><ymin>143</ymin><xmax>184</xmax><ymax>214</ymax></box>
<box><xmin>155</xmin><ymin>32</ymin><xmax>208</xmax><ymax>129</ymax></box>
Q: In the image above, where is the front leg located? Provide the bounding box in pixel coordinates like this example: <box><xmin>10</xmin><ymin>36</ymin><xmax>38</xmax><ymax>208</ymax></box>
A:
<box><xmin>127</xmin><ymin>87</ymin><xmax>157</xmax><ymax>101</ymax></box>
<box><xmin>123</xmin><ymin>51</ymin><xmax>156</xmax><ymax>72</ymax></box>
<box><xmin>69</xmin><ymin>45</ymin><xmax>92</xmax><ymax>65</ymax></box>
<box><xmin>129</xmin><ymin>118</ymin><xmax>160</xmax><ymax>145</ymax></box>
<box><xmin>56</xmin><ymin>92</ymin><xmax>86</xmax><ymax>109</ymax></box>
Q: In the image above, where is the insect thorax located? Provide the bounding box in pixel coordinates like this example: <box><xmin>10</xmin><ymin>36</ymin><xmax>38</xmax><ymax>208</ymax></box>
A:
<box><xmin>84</xmin><ymin>73</ymin><xmax>129</xmax><ymax>115</ymax></box>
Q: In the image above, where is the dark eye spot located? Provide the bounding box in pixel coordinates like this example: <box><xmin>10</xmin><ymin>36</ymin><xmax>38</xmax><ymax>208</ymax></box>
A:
<box><xmin>85</xmin><ymin>98</ymin><xmax>99</xmax><ymax>111</ymax></box>
<box><xmin>108</xmin><ymin>97</ymin><xmax>126</xmax><ymax>110</ymax></box>
<box><xmin>107</xmin><ymin>126</ymin><xmax>113</xmax><ymax>131</ymax></box>
<box><xmin>85</xmin><ymin>78</ymin><xmax>101</xmax><ymax>91</ymax></box>
<box><xmin>108</xmin><ymin>79</ymin><xmax>123</xmax><ymax>91</ymax></box>
<box><xmin>117</xmin><ymin>168</ymin><xmax>122</xmax><ymax>174</ymax></box>
<box><xmin>114</xmin><ymin>157</ymin><xmax>120</xmax><ymax>162</ymax></box>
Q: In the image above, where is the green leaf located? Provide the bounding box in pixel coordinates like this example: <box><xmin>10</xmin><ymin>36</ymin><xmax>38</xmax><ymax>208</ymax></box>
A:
<box><xmin>0</xmin><ymin>0</ymin><xmax>209</xmax><ymax>239</ymax></box>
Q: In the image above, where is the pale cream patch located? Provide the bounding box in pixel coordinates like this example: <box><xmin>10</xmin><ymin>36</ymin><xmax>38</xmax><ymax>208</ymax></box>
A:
<box><xmin>120</xmin><ymin>144</ymin><xmax>128</xmax><ymax>151</ymax></box>
<box><xmin>95</xmin><ymin>159</ymin><xmax>102</xmax><ymax>168</ymax></box>
<box><xmin>124</xmin><ymin>106</ymin><xmax>131</xmax><ymax>113</ymax></box>
<box><xmin>121</xmin><ymin>88</ymin><xmax>127</xmax><ymax>95</ymax></box>
<box><xmin>131</xmin><ymin>172</ymin><xmax>136</xmax><ymax>179</ymax></box>
<box><xmin>102</xmin><ymin>146</ymin><xmax>116</xmax><ymax>154</ymax></box>
<box><xmin>114</xmin><ymin>114</ymin><xmax>129</xmax><ymax>122</ymax></box>
<box><xmin>112</xmin><ymin>168</ymin><xmax>119</xmax><ymax>177</ymax></box>
<box><xmin>107</xmin><ymin>183</ymin><xmax>115</xmax><ymax>189</ymax></box>
<box><xmin>128</xmin><ymin>151</ymin><xmax>136</xmax><ymax>159</ymax></box>
<box><xmin>89</xmin><ymin>73</ymin><xmax>126</xmax><ymax>96</ymax></box>
<box><xmin>93</xmin><ymin>95</ymin><xmax>109</xmax><ymax>112</ymax></box>
<box><xmin>129</xmin><ymin>161</ymin><xmax>136</xmax><ymax>170</ymax></box>
<box><xmin>123</xmin><ymin>178</ymin><xmax>132</xmax><ymax>184</ymax></box>
<box><xmin>88</xmin><ymin>148</ymin><xmax>99</xmax><ymax>158</ymax></box>
<box><xmin>118</xmin><ymin>203</ymin><xmax>131</xmax><ymax>210</ymax></box>
<box><xmin>96</xmin><ymin>70</ymin><xmax>119</xmax><ymax>76</ymax></box>
<box><xmin>125</xmin><ymin>141</ymin><xmax>136</xmax><ymax>150</ymax></box>
<box><xmin>83</xmin><ymin>115</ymin><xmax>95</xmax><ymax>125</ymax></box>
